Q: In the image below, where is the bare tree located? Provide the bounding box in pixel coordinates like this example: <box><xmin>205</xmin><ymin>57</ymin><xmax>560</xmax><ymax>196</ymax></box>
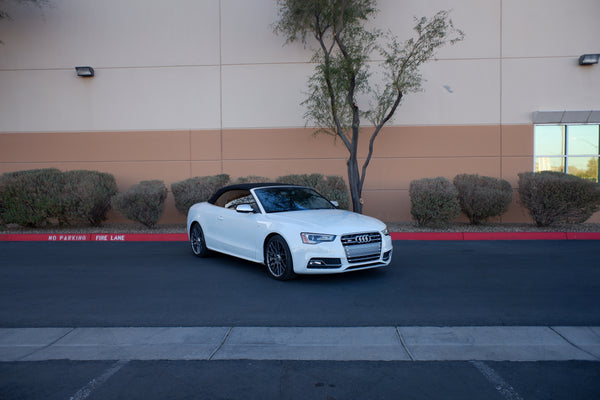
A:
<box><xmin>1</xmin><ymin>0</ymin><xmax>50</xmax><ymax>43</ymax></box>
<box><xmin>274</xmin><ymin>0</ymin><xmax>463</xmax><ymax>213</ymax></box>
<box><xmin>0</xmin><ymin>0</ymin><xmax>49</xmax><ymax>20</ymax></box>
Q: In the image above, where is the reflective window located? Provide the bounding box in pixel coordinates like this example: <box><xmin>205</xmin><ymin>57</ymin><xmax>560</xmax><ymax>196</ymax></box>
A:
<box><xmin>534</xmin><ymin>156</ymin><xmax>564</xmax><ymax>173</ymax></box>
<box><xmin>534</xmin><ymin>124</ymin><xmax>600</xmax><ymax>182</ymax></box>
<box><xmin>567</xmin><ymin>125</ymin><xmax>599</xmax><ymax>155</ymax></box>
<box><xmin>213</xmin><ymin>189</ymin><xmax>258</xmax><ymax>211</ymax></box>
<box><xmin>534</xmin><ymin>125</ymin><xmax>564</xmax><ymax>156</ymax></box>
<box><xmin>255</xmin><ymin>187</ymin><xmax>335</xmax><ymax>213</ymax></box>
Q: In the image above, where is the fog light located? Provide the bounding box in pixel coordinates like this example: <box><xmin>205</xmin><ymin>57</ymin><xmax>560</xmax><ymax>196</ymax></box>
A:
<box><xmin>307</xmin><ymin>258</ymin><xmax>342</xmax><ymax>269</ymax></box>
<box><xmin>382</xmin><ymin>250</ymin><xmax>392</xmax><ymax>261</ymax></box>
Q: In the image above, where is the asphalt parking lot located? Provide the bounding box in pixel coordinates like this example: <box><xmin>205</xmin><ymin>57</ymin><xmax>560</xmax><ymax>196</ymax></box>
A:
<box><xmin>2</xmin><ymin>360</ymin><xmax>599</xmax><ymax>400</ymax></box>
<box><xmin>1</xmin><ymin>240</ymin><xmax>599</xmax><ymax>399</ymax></box>
<box><xmin>0</xmin><ymin>240</ymin><xmax>599</xmax><ymax>327</ymax></box>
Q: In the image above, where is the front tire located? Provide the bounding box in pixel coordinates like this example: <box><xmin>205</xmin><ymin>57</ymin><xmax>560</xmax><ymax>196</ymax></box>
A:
<box><xmin>265</xmin><ymin>235</ymin><xmax>296</xmax><ymax>281</ymax></box>
<box><xmin>190</xmin><ymin>223</ymin><xmax>210</xmax><ymax>258</ymax></box>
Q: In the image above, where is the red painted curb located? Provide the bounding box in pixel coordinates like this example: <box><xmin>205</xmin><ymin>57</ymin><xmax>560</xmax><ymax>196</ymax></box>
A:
<box><xmin>389</xmin><ymin>232</ymin><xmax>599</xmax><ymax>241</ymax></box>
<box><xmin>1</xmin><ymin>232</ymin><xmax>599</xmax><ymax>242</ymax></box>
<box><xmin>565</xmin><ymin>232</ymin><xmax>600</xmax><ymax>240</ymax></box>
<box><xmin>390</xmin><ymin>232</ymin><xmax>464</xmax><ymax>241</ymax></box>
<box><xmin>463</xmin><ymin>232</ymin><xmax>568</xmax><ymax>241</ymax></box>
<box><xmin>0</xmin><ymin>233</ymin><xmax>189</xmax><ymax>242</ymax></box>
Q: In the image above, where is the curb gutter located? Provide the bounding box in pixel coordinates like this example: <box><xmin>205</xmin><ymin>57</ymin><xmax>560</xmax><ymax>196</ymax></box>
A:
<box><xmin>1</xmin><ymin>232</ymin><xmax>599</xmax><ymax>242</ymax></box>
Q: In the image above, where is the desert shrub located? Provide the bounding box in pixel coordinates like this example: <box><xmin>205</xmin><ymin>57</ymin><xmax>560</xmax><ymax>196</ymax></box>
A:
<box><xmin>0</xmin><ymin>168</ymin><xmax>118</xmax><ymax>227</ymax></box>
<box><xmin>112</xmin><ymin>180</ymin><xmax>168</xmax><ymax>228</ymax></box>
<box><xmin>453</xmin><ymin>174</ymin><xmax>513</xmax><ymax>224</ymax></box>
<box><xmin>0</xmin><ymin>168</ymin><xmax>65</xmax><ymax>227</ymax></box>
<box><xmin>409</xmin><ymin>177</ymin><xmax>460</xmax><ymax>227</ymax></box>
<box><xmin>171</xmin><ymin>174</ymin><xmax>230</xmax><ymax>214</ymax></box>
<box><xmin>276</xmin><ymin>173</ymin><xmax>323</xmax><ymax>189</ymax></box>
<box><xmin>233</xmin><ymin>175</ymin><xmax>271</xmax><ymax>184</ymax></box>
<box><xmin>518</xmin><ymin>171</ymin><xmax>600</xmax><ymax>227</ymax></box>
<box><xmin>315</xmin><ymin>175</ymin><xmax>351</xmax><ymax>210</ymax></box>
<box><xmin>61</xmin><ymin>170</ymin><xmax>118</xmax><ymax>226</ymax></box>
<box><xmin>276</xmin><ymin>173</ymin><xmax>350</xmax><ymax>209</ymax></box>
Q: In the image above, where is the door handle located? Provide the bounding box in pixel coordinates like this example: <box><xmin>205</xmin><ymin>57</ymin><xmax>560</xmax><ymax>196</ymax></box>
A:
<box><xmin>217</xmin><ymin>216</ymin><xmax>224</xmax><ymax>221</ymax></box>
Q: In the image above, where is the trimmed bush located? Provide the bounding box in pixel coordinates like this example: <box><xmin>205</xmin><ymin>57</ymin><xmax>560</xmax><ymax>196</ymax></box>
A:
<box><xmin>61</xmin><ymin>170</ymin><xmax>118</xmax><ymax>226</ymax></box>
<box><xmin>0</xmin><ymin>168</ymin><xmax>65</xmax><ymax>227</ymax></box>
<box><xmin>276</xmin><ymin>173</ymin><xmax>323</xmax><ymax>189</ymax></box>
<box><xmin>453</xmin><ymin>174</ymin><xmax>512</xmax><ymax>224</ymax></box>
<box><xmin>171</xmin><ymin>174</ymin><xmax>230</xmax><ymax>215</ymax></box>
<box><xmin>409</xmin><ymin>177</ymin><xmax>460</xmax><ymax>227</ymax></box>
<box><xmin>518</xmin><ymin>171</ymin><xmax>600</xmax><ymax>227</ymax></box>
<box><xmin>233</xmin><ymin>175</ymin><xmax>271</xmax><ymax>184</ymax></box>
<box><xmin>0</xmin><ymin>168</ymin><xmax>118</xmax><ymax>227</ymax></box>
<box><xmin>276</xmin><ymin>173</ymin><xmax>350</xmax><ymax>209</ymax></box>
<box><xmin>315</xmin><ymin>175</ymin><xmax>351</xmax><ymax>210</ymax></box>
<box><xmin>112</xmin><ymin>180</ymin><xmax>168</xmax><ymax>228</ymax></box>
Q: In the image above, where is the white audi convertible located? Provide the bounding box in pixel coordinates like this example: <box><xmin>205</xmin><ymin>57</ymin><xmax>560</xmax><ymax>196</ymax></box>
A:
<box><xmin>186</xmin><ymin>183</ymin><xmax>393</xmax><ymax>280</ymax></box>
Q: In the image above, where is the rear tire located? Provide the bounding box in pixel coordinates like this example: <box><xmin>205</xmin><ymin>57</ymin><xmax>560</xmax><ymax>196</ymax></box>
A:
<box><xmin>190</xmin><ymin>223</ymin><xmax>210</xmax><ymax>258</ymax></box>
<box><xmin>265</xmin><ymin>235</ymin><xmax>296</xmax><ymax>281</ymax></box>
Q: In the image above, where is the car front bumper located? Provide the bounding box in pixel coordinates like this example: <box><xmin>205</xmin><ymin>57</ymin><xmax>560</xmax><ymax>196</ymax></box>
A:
<box><xmin>289</xmin><ymin>234</ymin><xmax>393</xmax><ymax>274</ymax></box>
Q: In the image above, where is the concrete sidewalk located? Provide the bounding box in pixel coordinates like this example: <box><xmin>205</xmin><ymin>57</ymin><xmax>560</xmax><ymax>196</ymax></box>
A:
<box><xmin>1</xmin><ymin>326</ymin><xmax>599</xmax><ymax>362</ymax></box>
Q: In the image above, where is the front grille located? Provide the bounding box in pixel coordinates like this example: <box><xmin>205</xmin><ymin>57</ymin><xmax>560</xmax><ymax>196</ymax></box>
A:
<box><xmin>341</xmin><ymin>232</ymin><xmax>382</xmax><ymax>263</ymax></box>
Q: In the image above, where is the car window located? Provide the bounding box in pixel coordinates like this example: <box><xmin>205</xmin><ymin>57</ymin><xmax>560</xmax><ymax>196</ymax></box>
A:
<box><xmin>213</xmin><ymin>190</ymin><xmax>258</xmax><ymax>212</ymax></box>
<box><xmin>254</xmin><ymin>187</ymin><xmax>335</xmax><ymax>213</ymax></box>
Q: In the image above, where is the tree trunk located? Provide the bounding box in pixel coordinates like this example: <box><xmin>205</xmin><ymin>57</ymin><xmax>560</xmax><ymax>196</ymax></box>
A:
<box><xmin>347</xmin><ymin>154</ymin><xmax>362</xmax><ymax>214</ymax></box>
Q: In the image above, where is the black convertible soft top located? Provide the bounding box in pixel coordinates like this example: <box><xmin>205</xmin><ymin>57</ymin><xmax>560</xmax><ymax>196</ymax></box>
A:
<box><xmin>207</xmin><ymin>183</ymin><xmax>295</xmax><ymax>204</ymax></box>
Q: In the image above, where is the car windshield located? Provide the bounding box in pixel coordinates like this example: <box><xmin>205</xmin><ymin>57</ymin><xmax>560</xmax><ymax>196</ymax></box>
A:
<box><xmin>254</xmin><ymin>187</ymin><xmax>336</xmax><ymax>213</ymax></box>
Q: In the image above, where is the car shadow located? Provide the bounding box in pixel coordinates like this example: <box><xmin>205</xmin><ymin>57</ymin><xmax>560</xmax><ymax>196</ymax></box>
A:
<box><xmin>178</xmin><ymin>243</ymin><xmax>390</xmax><ymax>283</ymax></box>
<box><xmin>296</xmin><ymin>267</ymin><xmax>389</xmax><ymax>284</ymax></box>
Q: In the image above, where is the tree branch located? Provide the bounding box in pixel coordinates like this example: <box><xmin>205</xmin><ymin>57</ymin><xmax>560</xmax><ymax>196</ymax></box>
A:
<box><xmin>359</xmin><ymin>89</ymin><xmax>403</xmax><ymax>190</ymax></box>
<box><xmin>312</xmin><ymin>14</ymin><xmax>352</xmax><ymax>151</ymax></box>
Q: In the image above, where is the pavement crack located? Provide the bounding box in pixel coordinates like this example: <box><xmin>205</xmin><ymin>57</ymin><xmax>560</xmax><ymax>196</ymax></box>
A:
<box><xmin>395</xmin><ymin>327</ymin><xmax>414</xmax><ymax>361</ymax></box>
<box><xmin>17</xmin><ymin>327</ymin><xmax>76</xmax><ymax>361</ymax></box>
<box><xmin>209</xmin><ymin>327</ymin><xmax>233</xmax><ymax>360</ymax></box>
<box><xmin>549</xmin><ymin>326</ymin><xmax>600</xmax><ymax>361</ymax></box>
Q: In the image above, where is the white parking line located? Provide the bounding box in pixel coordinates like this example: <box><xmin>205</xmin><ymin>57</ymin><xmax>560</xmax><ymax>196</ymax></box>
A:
<box><xmin>471</xmin><ymin>361</ymin><xmax>524</xmax><ymax>400</ymax></box>
<box><xmin>68</xmin><ymin>360</ymin><xmax>129</xmax><ymax>400</ymax></box>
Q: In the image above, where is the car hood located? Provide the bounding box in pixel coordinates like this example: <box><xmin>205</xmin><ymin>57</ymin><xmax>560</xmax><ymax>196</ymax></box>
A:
<box><xmin>265</xmin><ymin>209</ymin><xmax>386</xmax><ymax>234</ymax></box>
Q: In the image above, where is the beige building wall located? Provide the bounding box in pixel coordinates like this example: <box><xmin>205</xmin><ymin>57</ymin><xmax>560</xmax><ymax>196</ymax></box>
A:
<box><xmin>1</xmin><ymin>0</ymin><xmax>599</xmax><ymax>223</ymax></box>
<box><xmin>0</xmin><ymin>124</ymin><xmax>539</xmax><ymax>223</ymax></box>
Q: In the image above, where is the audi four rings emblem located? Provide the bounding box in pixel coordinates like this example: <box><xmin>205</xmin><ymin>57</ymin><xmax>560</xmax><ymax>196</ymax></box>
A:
<box><xmin>356</xmin><ymin>235</ymin><xmax>371</xmax><ymax>244</ymax></box>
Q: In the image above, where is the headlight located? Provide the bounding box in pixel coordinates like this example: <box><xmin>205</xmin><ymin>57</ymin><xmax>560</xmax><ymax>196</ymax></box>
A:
<box><xmin>301</xmin><ymin>232</ymin><xmax>336</xmax><ymax>244</ymax></box>
<box><xmin>382</xmin><ymin>227</ymin><xmax>390</xmax><ymax>236</ymax></box>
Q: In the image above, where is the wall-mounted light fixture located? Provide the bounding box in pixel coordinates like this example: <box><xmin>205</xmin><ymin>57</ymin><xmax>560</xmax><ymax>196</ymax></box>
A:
<box><xmin>578</xmin><ymin>54</ymin><xmax>599</xmax><ymax>65</ymax></box>
<box><xmin>75</xmin><ymin>66</ymin><xmax>94</xmax><ymax>77</ymax></box>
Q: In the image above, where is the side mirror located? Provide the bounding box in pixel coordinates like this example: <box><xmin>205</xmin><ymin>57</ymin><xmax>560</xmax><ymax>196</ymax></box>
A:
<box><xmin>330</xmin><ymin>201</ymin><xmax>339</xmax><ymax>208</ymax></box>
<box><xmin>236</xmin><ymin>204</ymin><xmax>255</xmax><ymax>213</ymax></box>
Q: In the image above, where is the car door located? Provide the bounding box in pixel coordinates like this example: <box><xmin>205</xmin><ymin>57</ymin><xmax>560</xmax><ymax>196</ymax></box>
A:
<box><xmin>208</xmin><ymin>190</ymin><xmax>262</xmax><ymax>261</ymax></box>
<box><xmin>199</xmin><ymin>203</ymin><xmax>227</xmax><ymax>252</ymax></box>
<box><xmin>215</xmin><ymin>207</ymin><xmax>261</xmax><ymax>261</ymax></box>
